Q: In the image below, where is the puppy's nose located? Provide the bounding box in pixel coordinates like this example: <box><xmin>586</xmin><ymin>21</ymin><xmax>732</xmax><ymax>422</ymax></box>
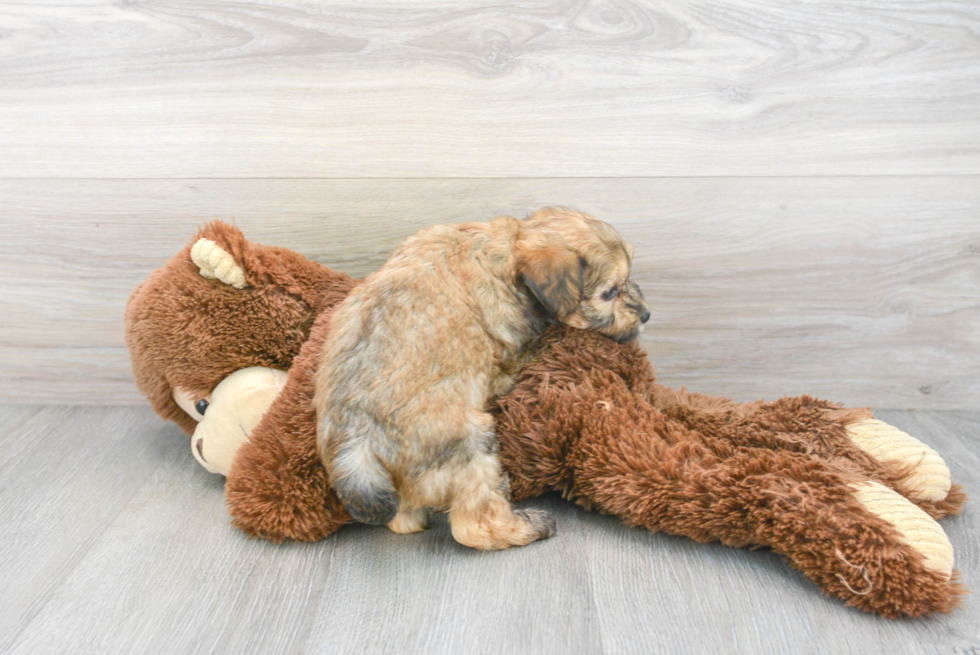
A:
<box><xmin>640</xmin><ymin>310</ymin><xmax>650</xmax><ymax>324</ymax></box>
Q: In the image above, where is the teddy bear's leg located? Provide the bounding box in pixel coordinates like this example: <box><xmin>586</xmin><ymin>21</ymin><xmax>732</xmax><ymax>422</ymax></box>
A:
<box><xmin>849</xmin><ymin>480</ymin><xmax>953</xmax><ymax>578</ymax></box>
<box><xmin>537</xmin><ymin>379</ymin><xmax>965</xmax><ymax>617</ymax></box>
<box><xmin>583</xmin><ymin>442</ymin><xmax>964</xmax><ymax>616</ymax></box>
<box><xmin>749</xmin><ymin>462</ymin><xmax>965</xmax><ymax>618</ymax></box>
<box><xmin>844</xmin><ymin>418</ymin><xmax>951</xmax><ymax>502</ymax></box>
<box><xmin>489</xmin><ymin>327</ymin><xmax>967</xmax><ymax>616</ymax></box>
<box><xmin>651</xmin><ymin>386</ymin><xmax>965</xmax><ymax>518</ymax></box>
<box><xmin>795</xmin><ymin>476</ymin><xmax>963</xmax><ymax>617</ymax></box>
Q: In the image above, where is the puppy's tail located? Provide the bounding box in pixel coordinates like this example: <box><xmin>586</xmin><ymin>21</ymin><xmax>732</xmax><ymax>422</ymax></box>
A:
<box><xmin>328</xmin><ymin>434</ymin><xmax>399</xmax><ymax>526</ymax></box>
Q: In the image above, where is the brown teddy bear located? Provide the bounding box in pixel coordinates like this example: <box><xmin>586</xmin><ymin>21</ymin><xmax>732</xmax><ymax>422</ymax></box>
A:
<box><xmin>125</xmin><ymin>221</ymin><xmax>966</xmax><ymax>618</ymax></box>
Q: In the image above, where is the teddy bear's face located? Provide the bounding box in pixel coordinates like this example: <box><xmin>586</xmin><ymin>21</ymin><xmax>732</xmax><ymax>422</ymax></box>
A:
<box><xmin>172</xmin><ymin>367</ymin><xmax>288</xmax><ymax>475</ymax></box>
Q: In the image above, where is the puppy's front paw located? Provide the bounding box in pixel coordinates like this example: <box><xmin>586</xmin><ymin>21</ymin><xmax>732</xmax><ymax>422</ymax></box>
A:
<box><xmin>514</xmin><ymin>508</ymin><xmax>557</xmax><ymax>540</ymax></box>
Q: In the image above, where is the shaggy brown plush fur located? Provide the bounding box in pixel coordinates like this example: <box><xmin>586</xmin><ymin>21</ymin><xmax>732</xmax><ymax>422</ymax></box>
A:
<box><xmin>493</xmin><ymin>328</ymin><xmax>966</xmax><ymax>617</ymax></box>
<box><xmin>126</xmin><ymin>221</ymin><xmax>966</xmax><ymax>618</ymax></box>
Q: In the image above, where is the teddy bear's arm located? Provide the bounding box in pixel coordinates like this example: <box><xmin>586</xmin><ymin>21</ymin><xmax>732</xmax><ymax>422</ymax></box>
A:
<box><xmin>225</xmin><ymin>308</ymin><xmax>353</xmax><ymax>543</ymax></box>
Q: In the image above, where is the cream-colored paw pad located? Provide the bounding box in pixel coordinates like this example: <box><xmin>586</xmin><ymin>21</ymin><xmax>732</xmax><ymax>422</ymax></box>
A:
<box><xmin>191</xmin><ymin>238</ymin><xmax>247</xmax><ymax>289</ymax></box>
<box><xmin>845</xmin><ymin>418</ymin><xmax>951</xmax><ymax>502</ymax></box>
<box><xmin>851</xmin><ymin>481</ymin><xmax>953</xmax><ymax>579</ymax></box>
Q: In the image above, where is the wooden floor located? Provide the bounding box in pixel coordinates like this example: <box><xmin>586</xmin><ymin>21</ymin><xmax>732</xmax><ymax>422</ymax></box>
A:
<box><xmin>0</xmin><ymin>405</ymin><xmax>976</xmax><ymax>654</ymax></box>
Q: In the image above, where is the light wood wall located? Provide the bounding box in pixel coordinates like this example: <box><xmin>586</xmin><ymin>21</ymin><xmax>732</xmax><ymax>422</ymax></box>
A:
<box><xmin>1</xmin><ymin>1</ymin><xmax>978</xmax><ymax>409</ymax></box>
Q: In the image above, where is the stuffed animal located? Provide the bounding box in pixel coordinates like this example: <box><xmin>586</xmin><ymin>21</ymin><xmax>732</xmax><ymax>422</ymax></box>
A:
<box><xmin>125</xmin><ymin>221</ymin><xmax>966</xmax><ymax>618</ymax></box>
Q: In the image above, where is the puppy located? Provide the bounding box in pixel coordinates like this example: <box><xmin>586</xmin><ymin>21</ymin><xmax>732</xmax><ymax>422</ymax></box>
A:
<box><xmin>314</xmin><ymin>208</ymin><xmax>649</xmax><ymax>550</ymax></box>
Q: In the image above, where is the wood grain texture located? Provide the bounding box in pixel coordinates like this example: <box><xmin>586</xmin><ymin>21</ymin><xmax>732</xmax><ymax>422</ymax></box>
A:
<box><xmin>304</xmin><ymin>500</ymin><xmax>601</xmax><ymax>655</ymax></box>
<box><xmin>1</xmin><ymin>177</ymin><xmax>977</xmax><ymax>409</ymax></box>
<box><xmin>0</xmin><ymin>0</ymin><xmax>978</xmax><ymax>178</ymax></box>
<box><xmin>1</xmin><ymin>406</ymin><xmax>976</xmax><ymax>654</ymax></box>
<box><xmin>0</xmin><ymin>406</ymin><xmax>177</xmax><ymax>653</ymax></box>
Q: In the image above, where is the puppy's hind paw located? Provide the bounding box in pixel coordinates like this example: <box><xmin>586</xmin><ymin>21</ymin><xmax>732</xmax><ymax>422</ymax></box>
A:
<box><xmin>387</xmin><ymin>507</ymin><xmax>429</xmax><ymax>534</ymax></box>
<box><xmin>514</xmin><ymin>508</ymin><xmax>557</xmax><ymax>540</ymax></box>
<box><xmin>191</xmin><ymin>238</ymin><xmax>248</xmax><ymax>289</ymax></box>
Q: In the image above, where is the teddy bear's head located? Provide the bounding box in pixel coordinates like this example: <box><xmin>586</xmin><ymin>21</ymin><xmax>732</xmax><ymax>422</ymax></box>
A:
<box><xmin>124</xmin><ymin>221</ymin><xmax>356</xmax><ymax>438</ymax></box>
<box><xmin>170</xmin><ymin>366</ymin><xmax>287</xmax><ymax>474</ymax></box>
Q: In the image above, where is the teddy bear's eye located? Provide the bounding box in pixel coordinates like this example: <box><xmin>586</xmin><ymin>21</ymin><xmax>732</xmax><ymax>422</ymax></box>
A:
<box><xmin>195</xmin><ymin>399</ymin><xmax>209</xmax><ymax>416</ymax></box>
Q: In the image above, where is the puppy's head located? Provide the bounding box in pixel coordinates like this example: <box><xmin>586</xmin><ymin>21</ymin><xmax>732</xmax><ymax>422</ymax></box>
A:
<box><xmin>515</xmin><ymin>208</ymin><xmax>649</xmax><ymax>343</ymax></box>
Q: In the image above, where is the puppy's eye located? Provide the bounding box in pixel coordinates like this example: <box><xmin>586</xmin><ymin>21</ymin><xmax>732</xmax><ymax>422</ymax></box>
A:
<box><xmin>601</xmin><ymin>286</ymin><xmax>620</xmax><ymax>301</ymax></box>
<box><xmin>195</xmin><ymin>399</ymin><xmax>209</xmax><ymax>416</ymax></box>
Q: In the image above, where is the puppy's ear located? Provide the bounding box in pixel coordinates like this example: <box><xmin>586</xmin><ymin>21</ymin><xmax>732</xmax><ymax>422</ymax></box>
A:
<box><xmin>518</xmin><ymin>247</ymin><xmax>585</xmax><ymax>318</ymax></box>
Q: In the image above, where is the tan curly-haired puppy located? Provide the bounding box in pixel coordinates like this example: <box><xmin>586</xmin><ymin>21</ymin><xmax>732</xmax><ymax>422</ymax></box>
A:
<box><xmin>314</xmin><ymin>208</ymin><xmax>649</xmax><ymax>550</ymax></box>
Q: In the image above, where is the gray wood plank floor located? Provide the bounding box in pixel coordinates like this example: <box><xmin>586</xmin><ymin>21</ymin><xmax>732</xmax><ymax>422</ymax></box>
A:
<box><xmin>1</xmin><ymin>405</ymin><xmax>976</xmax><ymax>655</ymax></box>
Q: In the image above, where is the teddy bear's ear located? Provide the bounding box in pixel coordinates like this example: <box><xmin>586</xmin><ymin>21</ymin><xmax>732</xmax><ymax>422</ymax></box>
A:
<box><xmin>191</xmin><ymin>237</ymin><xmax>248</xmax><ymax>289</ymax></box>
<box><xmin>188</xmin><ymin>221</ymin><xmax>252</xmax><ymax>289</ymax></box>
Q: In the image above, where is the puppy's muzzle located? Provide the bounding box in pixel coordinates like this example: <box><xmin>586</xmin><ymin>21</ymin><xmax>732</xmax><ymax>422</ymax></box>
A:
<box><xmin>606</xmin><ymin>281</ymin><xmax>649</xmax><ymax>344</ymax></box>
<box><xmin>625</xmin><ymin>281</ymin><xmax>650</xmax><ymax>323</ymax></box>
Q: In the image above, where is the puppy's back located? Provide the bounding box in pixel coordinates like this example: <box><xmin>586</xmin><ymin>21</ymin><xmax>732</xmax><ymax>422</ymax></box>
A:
<box><xmin>315</xmin><ymin>221</ymin><xmax>513</xmax><ymax>524</ymax></box>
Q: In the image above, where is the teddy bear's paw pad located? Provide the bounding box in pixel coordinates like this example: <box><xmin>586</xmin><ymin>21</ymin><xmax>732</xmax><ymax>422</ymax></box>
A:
<box><xmin>845</xmin><ymin>418</ymin><xmax>951</xmax><ymax>502</ymax></box>
<box><xmin>851</xmin><ymin>481</ymin><xmax>953</xmax><ymax>579</ymax></box>
<box><xmin>191</xmin><ymin>238</ymin><xmax>247</xmax><ymax>289</ymax></box>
